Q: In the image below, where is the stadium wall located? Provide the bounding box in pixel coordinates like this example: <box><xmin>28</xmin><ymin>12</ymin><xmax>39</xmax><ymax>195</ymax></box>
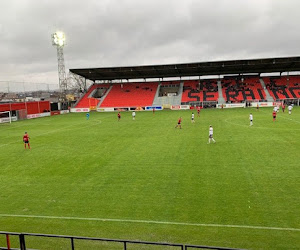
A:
<box><xmin>0</xmin><ymin>101</ymin><xmax>50</xmax><ymax>115</ymax></box>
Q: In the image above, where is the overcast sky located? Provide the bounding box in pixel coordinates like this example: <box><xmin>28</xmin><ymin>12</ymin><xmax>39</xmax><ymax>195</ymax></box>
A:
<box><xmin>1</xmin><ymin>0</ymin><xmax>300</xmax><ymax>90</ymax></box>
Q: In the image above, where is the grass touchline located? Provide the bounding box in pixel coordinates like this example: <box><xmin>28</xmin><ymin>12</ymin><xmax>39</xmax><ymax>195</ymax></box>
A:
<box><xmin>1</xmin><ymin>214</ymin><xmax>300</xmax><ymax>232</ymax></box>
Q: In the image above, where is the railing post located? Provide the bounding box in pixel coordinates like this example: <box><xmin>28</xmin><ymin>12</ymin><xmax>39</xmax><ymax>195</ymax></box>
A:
<box><xmin>123</xmin><ymin>241</ymin><xmax>127</xmax><ymax>250</ymax></box>
<box><xmin>6</xmin><ymin>234</ymin><xmax>11</xmax><ymax>250</ymax></box>
<box><xmin>71</xmin><ymin>237</ymin><xmax>75</xmax><ymax>250</ymax></box>
<box><xmin>19</xmin><ymin>234</ymin><xmax>26</xmax><ymax>250</ymax></box>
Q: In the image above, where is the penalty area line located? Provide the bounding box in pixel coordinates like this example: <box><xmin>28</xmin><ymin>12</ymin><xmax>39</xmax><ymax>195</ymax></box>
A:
<box><xmin>0</xmin><ymin>214</ymin><xmax>299</xmax><ymax>232</ymax></box>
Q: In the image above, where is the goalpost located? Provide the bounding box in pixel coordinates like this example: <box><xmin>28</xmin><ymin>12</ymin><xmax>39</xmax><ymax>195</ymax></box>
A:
<box><xmin>0</xmin><ymin>111</ymin><xmax>12</xmax><ymax>124</ymax></box>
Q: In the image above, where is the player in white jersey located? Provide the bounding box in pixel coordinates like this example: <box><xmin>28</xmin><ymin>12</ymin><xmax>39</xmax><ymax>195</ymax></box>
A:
<box><xmin>132</xmin><ymin>111</ymin><xmax>136</xmax><ymax>120</ymax></box>
<box><xmin>249</xmin><ymin>113</ymin><xmax>253</xmax><ymax>126</ymax></box>
<box><xmin>191</xmin><ymin>112</ymin><xmax>195</xmax><ymax>123</ymax></box>
<box><xmin>208</xmin><ymin>125</ymin><xmax>216</xmax><ymax>144</ymax></box>
<box><xmin>288</xmin><ymin>104</ymin><xmax>293</xmax><ymax>115</ymax></box>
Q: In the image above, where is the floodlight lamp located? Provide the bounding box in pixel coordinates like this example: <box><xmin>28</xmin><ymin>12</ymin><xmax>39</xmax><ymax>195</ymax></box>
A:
<box><xmin>52</xmin><ymin>31</ymin><xmax>65</xmax><ymax>46</ymax></box>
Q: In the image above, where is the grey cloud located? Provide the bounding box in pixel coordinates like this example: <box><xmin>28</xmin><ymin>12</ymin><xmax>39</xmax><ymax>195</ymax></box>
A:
<box><xmin>1</xmin><ymin>0</ymin><xmax>300</xmax><ymax>85</ymax></box>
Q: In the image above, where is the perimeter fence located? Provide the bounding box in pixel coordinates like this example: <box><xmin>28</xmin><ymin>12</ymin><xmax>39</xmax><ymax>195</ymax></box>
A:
<box><xmin>0</xmin><ymin>231</ymin><xmax>244</xmax><ymax>250</ymax></box>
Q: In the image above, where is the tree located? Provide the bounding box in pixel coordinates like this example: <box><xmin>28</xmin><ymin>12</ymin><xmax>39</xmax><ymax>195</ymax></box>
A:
<box><xmin>67</xmin><ymin>72</ymin><xmax>93</xmax><ymax>93</ymax></box>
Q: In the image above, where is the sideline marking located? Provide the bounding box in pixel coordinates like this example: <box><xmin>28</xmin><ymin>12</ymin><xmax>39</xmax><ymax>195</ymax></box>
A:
<box><xmin>0</xmin><ymin>214</ymin><xmax>299</xmax><ymax>232</ymax></box>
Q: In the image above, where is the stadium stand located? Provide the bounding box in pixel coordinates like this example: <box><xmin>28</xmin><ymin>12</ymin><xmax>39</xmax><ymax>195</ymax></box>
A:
<box><xmin>75</xmin><ymin>84</ymin><xmax>110</xmax><ymax>108</ymax></box>
<box><xmin>100</xmin><ymin>82</ymin><xmax>158</xmax><ymax>107</ymax></box>
<box><xmin>181</xmin><ymin>79</ymin><xmax>218</xmax><ymax>103</ymax></box>
<box><xmin>159</xmin><ymin>81</ymin><xmax>181</xmax><ymax>96</ymax></box>
<box><xmin>74</xmin><ymin>76</ymin><xmax>300</xmax><ymax>108</ymax></box>
<box><xmin>222</xmin><ymin>77</ymin><xmax>266</xmax><ymax>102</ymax></box>
<box><xmin>263</xmin><ymin>76</ymin><xmax>300</xmax><ymax>100</ymax></box>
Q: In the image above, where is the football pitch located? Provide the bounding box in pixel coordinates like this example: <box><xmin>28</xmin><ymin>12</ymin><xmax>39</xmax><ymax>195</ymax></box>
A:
<box><xmin>0</xmin><ymin>107</ymin><xmax>299</xmax><ymax>249</ymax></box>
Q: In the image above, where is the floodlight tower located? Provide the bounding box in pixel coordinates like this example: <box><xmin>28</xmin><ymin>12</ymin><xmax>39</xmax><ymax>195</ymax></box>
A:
<box><xmin>52</xmin><ymin>31</ymin><xmax>67</xmax><ymax>101</ymax></box>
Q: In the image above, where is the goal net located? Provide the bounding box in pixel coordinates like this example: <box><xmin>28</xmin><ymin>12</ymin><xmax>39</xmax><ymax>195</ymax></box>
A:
<box><xmin>16</xmin><ymin>109</ymin><xmax>27</xmax><ymax>120</ymax></box>
<box><xmin>0</xmin><ymin>111</ymin><xmax>12</xmax><ymax>124</ymax></box>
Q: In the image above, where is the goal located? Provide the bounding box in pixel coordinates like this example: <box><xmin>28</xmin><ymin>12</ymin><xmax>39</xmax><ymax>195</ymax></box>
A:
<box><xmin>0</xmin><ymin>111</ymin><xmax>12</xmax><ymax>124</ymax></box>
<box><xmin>16</xmin><ymin>109</ymin><xmax>27</xmax><ymax>121</ymax></box>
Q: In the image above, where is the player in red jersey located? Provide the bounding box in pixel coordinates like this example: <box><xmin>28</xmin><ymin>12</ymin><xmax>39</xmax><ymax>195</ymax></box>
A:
<box><xmin>117</xmin><ymin>112</ymin><xmax>121</xmax><ymax>121</ymax></box>
<box><xmin>175</xmin><ymin>117</ymin><xmax>182</xmax><ymax>129</ymax></box>
<box><xmin>23</xmin><ymin>132</ymin><xmax>30</xmax><ymax>149</ymax></box>
<box><xmin>282</xmin><ymin>103</ymin><xmax>285</xmax><ymax>113</ymax></box>
<box><xmin>197</xmin><ymin>107</ymin><xmax>201</xmax><ymax>117</ymax></box>
<box><xmin>272</xmin><ymin>110</ymin><xmax>277</xmax><ymax>121</ymax></box>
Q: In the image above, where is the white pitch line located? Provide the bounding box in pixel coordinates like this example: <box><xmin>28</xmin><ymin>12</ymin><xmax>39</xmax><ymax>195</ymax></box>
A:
<box><xmin>278</xmin><ymin>115</ymin><xmax>300</xmax><ymax>124</ymax></box>
<box><xmin>0</xmin><ymin>214</ymin><xmax>299</xmax><ymax>232</ymax></box>
<box><xmin>224</xmin><ymin>109</ymin><xmax>300</xmax><ymax>130</ymax></box>
<box><xmin>259</xmin><ymin>108</ymin><xmax>300</xmax><ymax>124</ymax></box>
<box><xmin>223</xmin><ymin>118</ymin><xmax>300</xmax><ymax>131</ymax></box>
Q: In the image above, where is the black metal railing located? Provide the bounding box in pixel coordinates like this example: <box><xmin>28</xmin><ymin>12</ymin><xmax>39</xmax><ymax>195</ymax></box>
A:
<box><xmin>0</xmin><ymin>231</ymin><xmax>244</xmax><ymax>250</ymax></box>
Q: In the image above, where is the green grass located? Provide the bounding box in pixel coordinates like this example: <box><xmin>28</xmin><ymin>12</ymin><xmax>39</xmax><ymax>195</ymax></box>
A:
<box><xmin>0</xmin><ymin>107</ymin><xmax>299</xmax><ymax>249</ymax></box>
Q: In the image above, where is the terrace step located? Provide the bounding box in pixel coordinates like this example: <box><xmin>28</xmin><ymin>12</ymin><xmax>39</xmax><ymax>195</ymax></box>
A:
<box><xmin>97</xmin><ymin>85</ymin><xmax>113</xmax><ymax>108</ymax></box>
<box><xmin>259</xmin><ymin>78</ymin><xmax>274</xmax><ymax>101</ymax></box>
<box><xmin>152</xmin><ymin>82</ymin><xmax>183</xmax><ymax>106</ymax></box>
<box><xmin>217</xmin><ymin>80</ymin><xmax>226</xmax><ymax>104</ymax></box>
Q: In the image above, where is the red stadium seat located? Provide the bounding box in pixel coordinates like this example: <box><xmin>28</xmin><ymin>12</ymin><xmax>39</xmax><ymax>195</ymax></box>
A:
<box><xmin>75</xmin><ymin>84</ymin><xmax>110</xmax><ymax>108</ymax></box>
<box><xmin>222</xmin><ymin>77</ymin><xmax>266</xmax><ymax>102</ymax></box>
<box><xmin>263</xmin><ymin>76</ymin><xmax>300</xmax><ymax>100</ymax></box>
<box><xmin>100</xmin><ymin>82</ymin><xmax>158</xmax><ymax>107</ymax></box>
<box><xmin>181</xmin><ymin>80</ymin><xmax>218</xmax><ymax>103</ymax></box>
